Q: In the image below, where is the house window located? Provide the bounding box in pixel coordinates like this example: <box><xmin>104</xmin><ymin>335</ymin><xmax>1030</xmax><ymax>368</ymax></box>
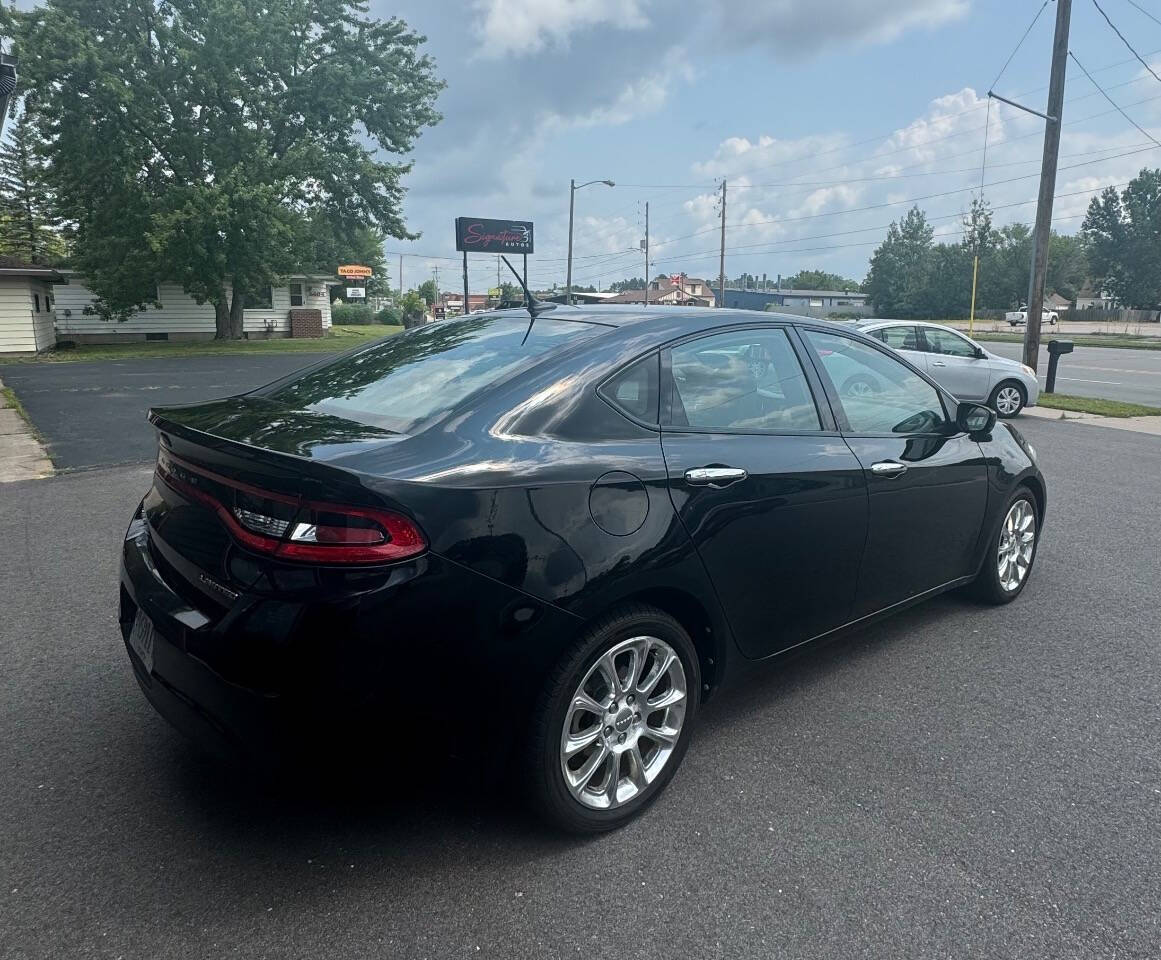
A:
<box><xmin>289</xmin><ymin>282</ymin><xmax>304</xmax><ymax>307</ymax></box>
<box><xmin>243</xmin><ymin>286</ymin><xmax>273</xmax><ymax>310</ymax></box>
<box><xmin>33</xmin><ymin>294</ymin><xmax>40</xmax><ymax>313</ymax></box>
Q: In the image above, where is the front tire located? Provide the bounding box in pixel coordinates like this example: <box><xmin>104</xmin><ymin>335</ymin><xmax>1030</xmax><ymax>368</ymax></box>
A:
<box><xmin>968</xmin><ymin>489</ymin><xmax>1039</xmax><ymax>605</ymax></box>
<box><xmin>989</xmin><ymin>380</ymin><xmax>1026</xmax><ymax>418</ymax></box>
<box><xmin>526</xmin><ymin>604</ymin><xmax>700</xmax><ymax>833</ymax></box>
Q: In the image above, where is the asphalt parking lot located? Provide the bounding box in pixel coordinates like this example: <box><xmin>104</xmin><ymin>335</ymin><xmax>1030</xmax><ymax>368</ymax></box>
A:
<box><xmin>2</xmin><ymin>417</ymin><xmax>1159</xmax><ymax>959</ymax></box>
<box><xmin>0</xmin><ymin>354</ymin><xmax>332</xmax><ymax>469</ymax></box>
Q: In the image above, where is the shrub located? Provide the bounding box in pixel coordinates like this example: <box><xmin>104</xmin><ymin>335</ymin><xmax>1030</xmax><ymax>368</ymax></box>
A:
<box><xmin>332</xmin><ymin>303</ymin><xmax>375</xmax><ymax>325</ymax></box>
<box><xmin>375</xmin><ymin>305</ymin><xmax>403</xmax><ymax>326</ymax></box>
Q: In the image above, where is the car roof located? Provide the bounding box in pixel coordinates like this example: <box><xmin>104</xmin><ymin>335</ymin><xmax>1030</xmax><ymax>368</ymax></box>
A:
<box><xmin>853</xmin><ymin>318</ymin><xmax>974</xmax><ymax>337</ymax></box>
<box><xmin>487</xmin><ymin>305</ymin><xmax>858</xmax><ymax>336</ymax></box>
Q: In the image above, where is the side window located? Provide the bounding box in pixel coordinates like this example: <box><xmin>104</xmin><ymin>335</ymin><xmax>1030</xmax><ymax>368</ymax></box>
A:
<box><xmin>601</xmin><ymin>352</ymin><xmax>659</xmax><ymax>423</ymax></box>
<box><xmin>665</xmin><ymin>328</ymin><xmax>820</xmax><ymax>431</ymax></box>
<box><xmin>872</xmin><ymin>325</ymin><xmax>921</xmax><ymax>351</ymax></box>
<box><xmin>289</xmin><ymin>282</ymin><xmax>304</xmax><ymax>307</ymax></box>
<box><xmin>804</xmin><ymin>329</ymin><xmax>947</xmax><ymax>435</ymax></box>
<box><xmin>923</xmin><ymin>327</ymin><xmax>978</xmax><ymax>358</ymax></box>
<box><xmin>33</xmin><ymin>294</ymin><xmax>40</xmax><ymax>313</ymax></box>
<box><xmin>243</xmin><ymin>286</ymin><xmax>274</xmax><ymax>310</ymax></box>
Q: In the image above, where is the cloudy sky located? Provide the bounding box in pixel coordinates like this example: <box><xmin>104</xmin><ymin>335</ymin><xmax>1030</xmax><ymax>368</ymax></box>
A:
<box><xmin>327</xmin><ymin>2</ymin><xmax>1161</xmax><ymax>290</ymax></box>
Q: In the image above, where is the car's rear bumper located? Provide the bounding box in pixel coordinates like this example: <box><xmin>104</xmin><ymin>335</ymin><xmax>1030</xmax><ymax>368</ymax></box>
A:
<box><xmin>119</xmin><ymin>509</ymin><xmax>583</xmax><ymax>767</ymax></box>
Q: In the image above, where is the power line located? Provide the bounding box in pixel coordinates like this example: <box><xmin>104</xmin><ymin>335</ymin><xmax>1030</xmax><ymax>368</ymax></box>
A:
<box><xmin>1124</xmin><ymin>0</ymin><xmax>1161</xmax><ymax>28</ymax></box>
<box><xmin>990</xmin><ymin>0</ymin><xmax>1051</xmax><ymax>91</ymax></box>
<box><xmin>1069</xmin><ymin>49</ymin><xmax>1161</xmax><ymax>147</ymax></box>
<box><xmin>1092</xmin><ymin>0</ymin><xmax>1161</xmax><ymax>85</ymax></box>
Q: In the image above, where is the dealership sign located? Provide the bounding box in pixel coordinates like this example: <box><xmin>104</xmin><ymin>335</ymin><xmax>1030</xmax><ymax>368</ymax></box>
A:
<box><xmin>337</xmin><ymin>264</ymin><xmax>373</xmax><ymax>278</ymax></box>
<box><xmin>455</xmin><ymin>217</ymin><xmax>534</xmax><ymax>254</ymax></box>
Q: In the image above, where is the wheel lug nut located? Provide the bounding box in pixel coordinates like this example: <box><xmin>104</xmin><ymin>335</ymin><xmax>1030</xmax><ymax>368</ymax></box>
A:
<box><xmin>627</xmin><ymin>695</ymin><xmax>634</xmax><ymax>704</ymax></box>
<box><xmin>608</xmin><ymin>702</ymin><xmax>617</xmax><ymax>713</ymax></box>
<box><xmin>605</xmin><ymin>726</ymin><xmax>613</xmax><ymax>735</ymax></box>
<box><xmin>618</xmin><ymin>733</ymin><xmax>626</xmax><ymax>743</ymax></box>
<box><xmin>634</xmin><ymin>712</ymin><xmax>641</xmax><ymax>721</ymax></box>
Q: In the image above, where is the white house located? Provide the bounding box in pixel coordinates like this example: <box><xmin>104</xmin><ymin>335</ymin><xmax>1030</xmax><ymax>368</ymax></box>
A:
<box><xmin>54</xmin><ymin>272</ymin><xmax>334</xmax><ymax>343</ymax></box>
<box><xmin>0</xmin><ymin>257</ymin><xmax>65</xmax><ymax>354</ymax></box>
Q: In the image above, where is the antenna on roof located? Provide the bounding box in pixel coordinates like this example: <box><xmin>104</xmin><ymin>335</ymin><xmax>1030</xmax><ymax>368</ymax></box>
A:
<box><xmin>500</xmin><ymin>255</ymin><xmax>555</xmax><ymax>344</ymax></box>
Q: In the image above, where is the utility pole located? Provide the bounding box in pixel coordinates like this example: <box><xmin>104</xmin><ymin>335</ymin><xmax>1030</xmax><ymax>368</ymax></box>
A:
<box><xmin>718</xmin><ymin>180</ymin><xmax>727</xmax><ymax>308</ymax></box>
<box><xmin>1024</xmin><ymin>0</ymin><xmax>1071</xmax><ymax>371</ymax></box>
<box><xmin>398</xmin><ymin>254</ymin><xmax>403</xmax><ymax>299</ymax></box>
<box><xmin>644</xmin><ymin>201</ymin><xmax>650</xmax><ymax>306</ymax></box>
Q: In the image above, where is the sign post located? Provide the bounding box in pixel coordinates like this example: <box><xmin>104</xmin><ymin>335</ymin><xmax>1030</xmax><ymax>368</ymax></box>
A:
<box><xmin>455</xmin><ymin>217</ymin><xmax>534</xmax><ymax>316</ymax></box>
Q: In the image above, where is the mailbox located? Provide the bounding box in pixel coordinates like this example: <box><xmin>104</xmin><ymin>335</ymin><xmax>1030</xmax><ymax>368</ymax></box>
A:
<box><xmin>1045</xmin><ymin>339</ymin><xmax>1074</xmax><ymax>394</ymax></box>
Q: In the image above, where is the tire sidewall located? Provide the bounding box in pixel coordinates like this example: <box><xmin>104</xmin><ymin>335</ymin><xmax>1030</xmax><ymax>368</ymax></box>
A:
<box><xmin>535</xmin><ymin>610</ymin><xmax>701</xmax><ymax>832</ymax></box>
<box><xmin>978</xmin><ymin>489</ymin><xmax>1039</xmax><ymax>604</ymax></box>
<box><xmin>990</xmin><ymin>380</ymin><xmax>1026</xmax><ymax>418</ymax></box>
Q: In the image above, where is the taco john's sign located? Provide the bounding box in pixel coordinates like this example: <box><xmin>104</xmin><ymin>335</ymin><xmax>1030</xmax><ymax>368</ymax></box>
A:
<box><xmin>337</xmin><ymin>264</ymin><xmax>373</xmax><ymax>278</ymax></box>
<box><xmin>455</xmin><ymin>217</ymin><xmax>534</xmax><ymax>255</ymax></box>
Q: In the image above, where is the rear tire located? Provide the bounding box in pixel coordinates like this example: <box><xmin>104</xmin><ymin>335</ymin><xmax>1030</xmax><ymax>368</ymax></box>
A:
<box><xmin>968</xmin><ymin>488</ymin><xmax>1039</xmax><ymax>605</ymax></box>
<box><xmin>526</xmin><ymin>604</ymin><xmax>700</xmax><ymax>833</ymax></box>
<box><xmin>989</xmin><ymin>380</ymin><xmax>1026</xmax><ymax>418</ymax></box>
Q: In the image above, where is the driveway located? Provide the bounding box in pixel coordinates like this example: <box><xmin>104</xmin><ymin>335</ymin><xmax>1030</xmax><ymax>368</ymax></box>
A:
<box><xmin>0</xmin><ymin>354</ymin><xmax>331</xmax><ymax>469</ymax></box>
<box><xmin>1</xmin><ymin>417</ymin><xmax>1159</xmax><ymax>959</ymax></box>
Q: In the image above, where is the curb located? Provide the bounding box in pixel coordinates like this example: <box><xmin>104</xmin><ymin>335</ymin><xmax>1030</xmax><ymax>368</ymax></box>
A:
<box><xmin>1023</xmin><ymin>405</ymin><xmax>1161</xmax><ymax>436</ymax></box>
<box><xmin>0</xmin><ymin>378</ymin><xmax>54</xmax><ymax>482</ymax></box>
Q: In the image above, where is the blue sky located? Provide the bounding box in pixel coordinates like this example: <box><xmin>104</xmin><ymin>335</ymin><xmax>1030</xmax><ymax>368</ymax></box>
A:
<box><xmin>371</xmin><ymin>0</ymin><xmax>1161</xmax><ymax>294</ymax></box>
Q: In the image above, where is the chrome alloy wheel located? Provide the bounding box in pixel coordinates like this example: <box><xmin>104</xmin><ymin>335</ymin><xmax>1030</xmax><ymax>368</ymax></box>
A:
<box><xmin>995</xmin><ymin>385</ymin><xmax>1023</xmax><ymax>416</ymax></box>
<box><xmin>997</xmin><ymin>499</ymin><xmax>1036</xmax><ymax>592</ymax></box>
<box><xmin>559</xmin><ymin>636</ymin><xmax>687</xmax><ymax>810</ymax></box>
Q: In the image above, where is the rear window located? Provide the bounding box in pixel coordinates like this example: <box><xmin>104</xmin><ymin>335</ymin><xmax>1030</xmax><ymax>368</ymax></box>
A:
<box><xmin>262</xmin><ymin>314</ymin><xmax>601</xmax><ymax>433</ymax></box>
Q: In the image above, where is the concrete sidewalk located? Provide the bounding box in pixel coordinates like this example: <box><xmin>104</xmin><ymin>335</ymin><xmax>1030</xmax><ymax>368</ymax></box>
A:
<box><xmin>1024</xmin><ymin>404</ymin><xmax>1161</xmax><ymax>436</ymax></box>
<box><xmin>0</xmin><ymin>377</ymin><xmax>53</xmax><ymax>482</ymax></box>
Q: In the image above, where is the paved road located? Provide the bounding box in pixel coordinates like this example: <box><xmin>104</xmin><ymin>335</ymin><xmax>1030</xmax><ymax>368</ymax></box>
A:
<box><xmin>984</xmin><ymin>341</ymin><xmax>1161</xmax><ymax>408</ymax></box>
<box><xmin>950</xmin><ymin>320</ymin><xmax>1161</xmax><ymax>338</ymax></box>
<box><xmin>2</xmin><ymin>418</ymin><xmax>1159</xmax><ymax>959</ymax></box>
<box><xmin>0</xmin><ymin>354</ymin><xmax>331</xmax><ymax>470</ymax></box>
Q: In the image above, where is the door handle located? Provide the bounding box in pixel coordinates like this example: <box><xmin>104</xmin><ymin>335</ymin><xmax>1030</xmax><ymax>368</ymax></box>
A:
<box><xmin>931</xmin><ymin>360</ymin><xmax>948</xmax><ymax>367</ymax></box>
<box><xmin>685</xmin><ymin>467</ymin><xmax>748</xmax><ymax>487</ymax></box>
<box><xmin>870</xmin><ymin>460</ymin><xmax>908</xmax><ymax>478</ymax></box>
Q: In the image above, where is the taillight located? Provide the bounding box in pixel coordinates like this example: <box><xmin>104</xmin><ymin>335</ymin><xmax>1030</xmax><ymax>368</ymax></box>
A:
<box><xmin>156</xmin><ymin>449</ymin><xmax>426</xmax><ymax>565</ymax></box>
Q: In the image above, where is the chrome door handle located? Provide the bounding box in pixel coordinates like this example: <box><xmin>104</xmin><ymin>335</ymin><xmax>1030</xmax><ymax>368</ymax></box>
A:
<box><xmin>931</xmin><ymin>360</ymin><xmax>948</xmax><ymax>367</ymax></box>
<box><xmin>870</xmin><ymin>460</ymin><xmax>907</xmax><ymax>478</ymax></box>
<box><xmin>685</xmin><ymin>467</ymin><xmax>748</xmax><ymax>486</ymax></box>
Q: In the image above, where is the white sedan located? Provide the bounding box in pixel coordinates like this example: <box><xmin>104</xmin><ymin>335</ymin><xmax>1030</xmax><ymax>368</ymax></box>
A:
<box><xmin>848</xmin><ymin>320</ymin><xmax>1040</xmax><ymax>418</ymax></box>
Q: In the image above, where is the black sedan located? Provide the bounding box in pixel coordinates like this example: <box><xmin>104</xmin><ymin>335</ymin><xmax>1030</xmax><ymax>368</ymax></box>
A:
<box><xmin>119</xmin><ymin>308</ymin><xmax>1045</xmax><ymax>832</ymax></box>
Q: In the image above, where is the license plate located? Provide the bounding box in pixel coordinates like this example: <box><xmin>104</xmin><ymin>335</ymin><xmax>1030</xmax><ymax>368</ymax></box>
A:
<box><xmin>128</xmin><ymin>610</ymin><xmax>157</xmax><ymax>675</ymax></box>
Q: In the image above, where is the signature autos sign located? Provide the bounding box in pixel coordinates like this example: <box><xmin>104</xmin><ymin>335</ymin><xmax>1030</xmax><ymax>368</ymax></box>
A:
<box><xmin>455</xmin><ymin>217</ymin><xmax>534</xmax><ymax>255</ymax></box>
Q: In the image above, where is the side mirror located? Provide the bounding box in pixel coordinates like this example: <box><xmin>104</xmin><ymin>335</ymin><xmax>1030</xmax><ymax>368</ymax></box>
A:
<box><xmin>975</xmin><ymin>347</ymin><xmax>988</xmax><ymax>359</ymax></box>
<box><xmin>956</xmin><ymin>401</ymin><xmax>996</xmax><ymax>436</ymax></box>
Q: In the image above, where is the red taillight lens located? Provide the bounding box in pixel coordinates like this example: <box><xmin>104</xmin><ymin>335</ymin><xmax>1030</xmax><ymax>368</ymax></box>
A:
<box><xmin>156</xmin><ymin>449</ymin><xmax>426</xmax><ymax>565</ymax></box>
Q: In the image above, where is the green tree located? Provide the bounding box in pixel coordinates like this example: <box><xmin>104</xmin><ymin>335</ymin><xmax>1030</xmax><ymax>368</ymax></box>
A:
<box><xmin>5</xmin><ymin>0</ymin><xmax>442</xmax><ymax>337</ymax></box>
<box><xmin>399</xmin><ymin>290</ymin><xmax>426</xmax><ymax>328</ymax></box>
<box><xmin>609</xmin><ymin>277</ymin><xmax>646</xmax><ymax>292</ymax></box>
<box><xmin>416</xmin><ymin>279</ymin><xmax>438</xmax><ymax>306</ymax></box>
<box><xmin>864</xmin><ymin>206</ymin><xmax>933</xmax><ymax>317</ymax></box>
<box><xmin>783</xmin><ymin>269</ymin><xmax>861</xmax><ymax>292</ymax></box>
<box><xmin>0</xmin><ymin>104</ymin><xmax>64</xmax><ymax>264</ymax></box>
<box><xmin>1082</xmin><ymin>169</ymin><xmax>1161</xmax><ymax>309</ymax></box>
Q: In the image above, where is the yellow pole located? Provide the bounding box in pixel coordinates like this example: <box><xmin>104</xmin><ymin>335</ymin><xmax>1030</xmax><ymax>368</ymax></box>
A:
<box><xmin>968</xmin><ymin>254</ymin><xmax>980</xmax><ymax>336</ymax></box>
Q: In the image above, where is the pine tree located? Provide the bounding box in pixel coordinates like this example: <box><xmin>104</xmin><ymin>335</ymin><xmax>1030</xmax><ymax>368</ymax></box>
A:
<box><xmin>0</xmin><ymin>105</ymin><xmax>61</xmax><ymax>263</ymax></box>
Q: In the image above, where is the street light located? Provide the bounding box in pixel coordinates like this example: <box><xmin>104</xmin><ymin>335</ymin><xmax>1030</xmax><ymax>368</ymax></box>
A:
<box><xmin>565</xmin><ymin>178</ymin><xmax>614</xmax><ymax>306</ymax></box>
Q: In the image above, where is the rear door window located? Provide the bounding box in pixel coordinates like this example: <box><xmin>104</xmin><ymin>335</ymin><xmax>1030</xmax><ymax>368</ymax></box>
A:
<box><xmin>262</xmin><ymin>315</ymin><xmax>602</xmax><ymax>432</ymax></box>
<box><xmin>870</xmin><ymin>325</ymin><xmax>922</xmax><ymax>351</ymax></box>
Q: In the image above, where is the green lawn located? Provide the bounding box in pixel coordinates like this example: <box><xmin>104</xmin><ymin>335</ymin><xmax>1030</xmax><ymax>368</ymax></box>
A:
<box><xmin>972</xmin><ymin>332</ymin><xmax>1161</xmax><ymax>351</ymax></box>
<box><xmin>12</xmin><ymin>324</ymin><xmax>400</xmax><ymax>362</ymax></box>
<box><xmin>1038</xmin><ymin>393</ymin><xmax>1161</xmax><ymax>418</ymax></box>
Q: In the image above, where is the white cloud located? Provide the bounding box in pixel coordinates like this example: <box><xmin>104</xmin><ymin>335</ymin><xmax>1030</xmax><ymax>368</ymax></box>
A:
<box><xmin>547</xmin><ymin>57</ymin><xmax>693</xmax><ymax>129</ymax></box>
<box><xmin>472</xmin><ymin>0</ymin><xmax>650</xmax><ymax>57</ymax></box>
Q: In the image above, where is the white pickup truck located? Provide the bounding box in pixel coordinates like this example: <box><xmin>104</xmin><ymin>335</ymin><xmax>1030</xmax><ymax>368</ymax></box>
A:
<box><xmin>1005</xmin><ymin>307</ymin><xmax>1058</xmax><ymax>326</ymax></box>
